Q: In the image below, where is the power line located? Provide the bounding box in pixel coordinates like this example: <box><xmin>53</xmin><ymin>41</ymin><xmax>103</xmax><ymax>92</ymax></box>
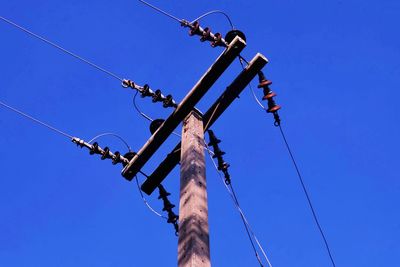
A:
<box><xmin>138</xmin><ymin>0</ymin><xmax>235</xmax><ymax>32</ymax></box>
<box><xmin>205</xmin><ymin>142</ymin><xmax>272</xmax><ymax>267</ymax></box>
<box><xmin>0</xmin><ymin>16</ymin><xmax>123</xmax><ymax>82</ymax></box>
<box><xmin>239</xmin><ymin>52</ymin><xmax>337</xmax><ymax>266</ymax></box>
<box><xmin>88</xmin><ymin>132</ymin><xmax>132</xmax><ymax>152</ymax></box>
<box><xmin>135</xmin><ymin>175</ymin><xmax>167</xmax><ymax>219</ymax></box>
<box><xmin>0</xmin><ymin>100</ymin><xmax>73</xmax><ymax>139</ymax></box>
<box><xmin>132</xmin><ymin>91</ymin><xmax>183</xmax><ymax>139</ymax></box>
<box><xmin>190</xmin><ymin>10</ymin><xmax>235</xmax><ymax>30</ymax></box>
<box><xmin>133</xmin><ymin>90</ymin><xmax>154</xmax><ymax>122</ymax></box>
<box><xmin>278</xmin><ymin>125</ymin><xmax>336</xmax><ymax>267</ymax></box>
<box><xmin>239</xmin><ymin>57</ymin><xmax>265</xmax><ymax>110</ymax></box>
<box><xmin>138</xmin><ymin>0</ymin><xmax>183</xmax><ymax>24</ymax></box>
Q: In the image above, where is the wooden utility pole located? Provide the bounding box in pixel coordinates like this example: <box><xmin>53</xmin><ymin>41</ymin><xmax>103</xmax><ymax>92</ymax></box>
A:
<box><xmin>119</xmin><ymin>35</ymin><xmax>269</xmax><ymax>267</ymax></box>
<box><xmin>178</xmin><ymin>110</ymin><xmax>210</xmax><ymax>267</ymax></box>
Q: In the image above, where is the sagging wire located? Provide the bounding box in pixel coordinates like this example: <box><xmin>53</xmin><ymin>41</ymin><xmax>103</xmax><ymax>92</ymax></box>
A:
<box><xmin>132</xmin><ymin>91</ymin><xmax>182</xmax><ymax>138</ymax></box>
<box><xmin>133</xmin><ymin>90</ymin><xmax>154</xmax><ymax>122</ymax></box>
<box><xmin>88</xmin><ymin>132</ymin><xmax>132</xmax><ymax>152</ymax></box>
<box><xmin>190</xmin><ymin>10</ymin><xmax>235</xmax><ymax>30</ymax></box>
<box><xmin>135</xmin><ymin>175</ymin><xmax>167</xmax><ymax>219</ymax></box>
<box><xmin>238</xmin><ymin>58</ymin><xmax>265</xmax><ymax>110</ymax></box>
<box><xmin>205</xmin><ymin>133</ymin><xmax>272</xmax><ymax>267</ymax></box>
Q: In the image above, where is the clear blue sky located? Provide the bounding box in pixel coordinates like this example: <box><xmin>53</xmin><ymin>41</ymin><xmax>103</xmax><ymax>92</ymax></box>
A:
<box><xmin>1</xmin><ymin>0</ymin><xmax>399</xmax><ymax>266</ymax></box>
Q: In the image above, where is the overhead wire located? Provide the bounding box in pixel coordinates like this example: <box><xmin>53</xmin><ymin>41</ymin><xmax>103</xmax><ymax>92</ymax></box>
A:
<box><xmin>138</xmin><ymin>0</ymin><xmax>183</xmax><ymax>23</ymax></box>
<box><xmin>191</xmin><ymin>8</ymin><xmax>335</xmax><ymax>265</ymax></box>
<box><xmin>0</xmin><ymin>16</ymin><xmax>123</xmax><ymax>82</ymax></box>
<box><xmin>0</xmin><ymin>100</ymin><xmax>73</xmax><ymax>139</ymax></box>
<box><xmin>190</xmin><ymin>10</ymin><xmax>234</xmax><ymax>30</ymax></box>
<box><xmin>241</xmin><ymin>57</ymin><xmax>337</xmax><ymax>267</ymax></box>
<box><xmin>133</xmin><ymin>90</ymin><xmax>183</xmax><ymax>138</ymax></box>
<box><xmin>133</xmin><ymin>90</ymin><xmax>154</xmax><ymax>122</ymax></box>
<box><xmin>205</xmin><ymin>141</ymin><xmax>272</xmax><ymax>267</ymax></box>
<box><xmin>239</xmin><ymin>58</ymin><xmax>265</xmax><ymax>110</ymax></box>
<box><xmin>88</xmin><ymin>133</ymin><xmax>132</xmax><ymax>152</ymax></box>
<box><xmin>0</xmin><ymin>15</ymin><xmax>178</xmax><ymax>137</ymax></box>
<box><xmin>137</xmin><ymin>0</ymin><xmax>235</xmax><ymax>32</ymax></box>
<box><xmin>133</xmin><ymin>3</ymin><xmax>272</xmax><ymax>263</ymax></box>
<box><xmin>3</xmin><ymin>4</ymin><xmax>335</xmax><ymax>264</ymax></box>
<box><xmin>278</xmin><ymin>124</ymin><xmax>336</xmax><ymax>267</ymax></box>
<box><xmin>0</xmin><ymin>99</ymin><xmax>167</xmax><ymax>220</ymax></box>
<box><xmin>135</xmin><ymin>175</ymin><xmax>167</xmax><ymax>219</ymax></box>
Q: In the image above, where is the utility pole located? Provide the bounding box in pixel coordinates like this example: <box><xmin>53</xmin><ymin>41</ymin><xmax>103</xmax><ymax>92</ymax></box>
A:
<box><xmin>120</xmin><ymin>36</ymin><xmax>268</xmax><ymax>266</ymax></box>
<box><xmin>178</xmin><ymin>110</ymin><xmax>210</xmax><ymax>267</ymax></box>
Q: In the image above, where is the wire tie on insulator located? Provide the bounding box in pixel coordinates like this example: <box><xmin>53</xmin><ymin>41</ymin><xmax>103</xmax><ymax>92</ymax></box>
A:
<box><xmin>180</xmin><ymin>19</ymin><xmax>190</xmax><ymax>27</ymax></box>
<box><xmin>122</xmin><ymin>79</ymin><xmax>136</xmax><ymax>89</ymax></box>
<box><xmin>72</xmin><ymin>137</ymin><xmax>84</xmax><ymax>148</ymax></box>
